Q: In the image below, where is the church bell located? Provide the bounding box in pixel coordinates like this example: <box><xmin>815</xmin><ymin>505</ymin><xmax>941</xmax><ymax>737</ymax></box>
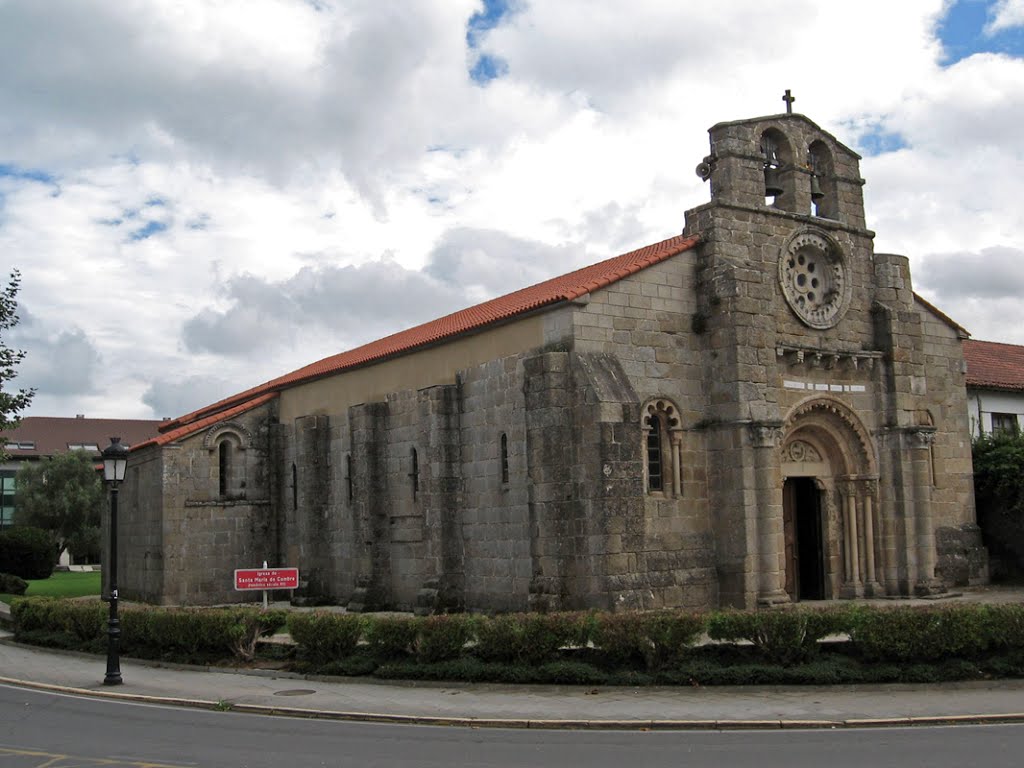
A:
<box><xmin>810</xmin><ymin>174</ymin><xmax>825</xmax><ymax>202</ymax></box>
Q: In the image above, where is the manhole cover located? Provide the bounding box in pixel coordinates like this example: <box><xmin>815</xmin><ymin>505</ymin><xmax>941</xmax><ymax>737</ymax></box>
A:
<box><xmin>273</xmin><ymin>689</ymin><xmax>316</xmax><ymax>697</ymax></box>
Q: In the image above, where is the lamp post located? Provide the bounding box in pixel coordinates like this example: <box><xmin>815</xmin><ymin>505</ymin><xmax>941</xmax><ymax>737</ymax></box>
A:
<box><xmin>101</xmin><ymin>436</ymin><xmax>128</xmax><ymax>686</ymax></box>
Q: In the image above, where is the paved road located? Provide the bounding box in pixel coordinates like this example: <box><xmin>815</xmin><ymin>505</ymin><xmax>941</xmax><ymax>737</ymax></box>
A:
<box><xmin>4</xmin><ymin>684</ymin><xmax>1024</xmax><ymax>768</ymax></box>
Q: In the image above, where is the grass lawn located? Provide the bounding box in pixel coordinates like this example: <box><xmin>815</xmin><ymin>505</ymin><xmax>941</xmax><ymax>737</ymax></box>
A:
<box><xmin>0</xmin><ymin>570</ymin><xmax>101</xmax><ymax>603</ymax></box>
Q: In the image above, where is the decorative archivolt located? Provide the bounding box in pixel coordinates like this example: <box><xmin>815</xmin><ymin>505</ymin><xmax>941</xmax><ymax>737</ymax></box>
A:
<box><xmin>202</xmin><ymin>420</ymin><xmax>253</xmax><ymax>452</ymax></box>
<box><xmin>783</xmin><ymin>396</ymin><xmax>876</xmax><ymax>476</ymax></box>
<box><xmin>643</xmin><ymin>398</ymin><xmax>681</xmax><ymax>433</ymax></box>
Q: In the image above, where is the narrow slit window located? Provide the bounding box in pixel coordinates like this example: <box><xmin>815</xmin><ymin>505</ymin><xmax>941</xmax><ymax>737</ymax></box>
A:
<box><xmin>411</xmin><ymin>448</ymin><xmax>419</xmax><ymax>499</ymax></box>
<box><xmin>218</xmin><ymin>441</ymin><xmax>231</xmax><ymax>497</ymax></box>
<box><xmin>291</xmin><ymin>463</ymin><xmax>298</xmax><ymax>511</ymax></box>
<box><xmin>346</xmin><ymin>454</ymin><xmax>353</xmax><ymax>502</ymax></box>
<box><xmin>501</xmin><ymin>433</ymin><xmax>509</xmax><ymax>484</ymax></box>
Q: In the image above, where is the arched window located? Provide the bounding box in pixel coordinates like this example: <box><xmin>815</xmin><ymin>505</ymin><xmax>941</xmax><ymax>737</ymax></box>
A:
<box><xmin>643</xmin><ymin>399</ymin><xmax>682</xmax><ymax>497</ymax></box>
<box><xmin>500</xmin><ymin>433</ymin><xmax>509</xmax><ymax>484</ymax></box>
<box><xmin>808</xmin><ymin>140</ymin><xmax>837</xmax><ymax>219</ymax></box>
<box><xmin>218</xmin><ymin>441</ymin><xmax>231</xmax><ymax>497</ymax></box>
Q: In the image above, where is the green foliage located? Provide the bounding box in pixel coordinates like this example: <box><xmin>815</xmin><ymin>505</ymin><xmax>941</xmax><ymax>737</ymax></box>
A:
<box><xmin>474</xmin><ymin>611</ymin><xmax>590</xmax><ymax>665</ymax></box>
<box><xmin>0</xmin><ymin>572</ymin><xmax>27</xmax><ymax>596</ymax></box>
<box><xmin>14</xmin><ymin>451</ymin><xmax>104</xmax><ymax>557</ymax></box>
<box><xmin>0</xmin><ymin>269</ymin><xmax>35</xmax><ymax>454</ymax></box>
<box><xmin>973</xmin><ymin>431</ymin><xmax>1024</xmax><ymax>578</ymax></box>
<box><xmin>287</xmin><ymin>611</ymin><xmax>364</xmax><ymax>663</ymax></box>
<box><xmin>364</xmin><ymin>615</ymin><xmax>418</xmax><ymax>658</ymax></box>
<box><xmin>121</xmin><ymin>606</ymin><xmax>287</xmax><ymax>662</ymax></box>
<box><xmin>414</xmin><ymin>614</ymin><xmax>475</xmax><ymax>662</ymax></box>
<box><xmin>418</xmin><ymin>613</ymin><xmax>476</xmax><ymax>662</ymax></box>
<box><xmin>11</xmin><ymin>597</ymin><xmax>105</xmax><ymax>642</ymax></box>
<box><xmin>593</xmin><ymin>610</ymin><xmax>705</xmax><ymax>670</ymax></box>
<box><xmin>847</xmin><ymin>605</ymin><xmax>990</xmax><ymax>662</ymax></box>
<box><xmin>0</xmin><ymin>526</ymin><xmax>56</xmax><ymax>579</ymax></box>
<box><xmin>706</xmin><ymin>607</ymin><xmax>852</xmax><ymax>666</ymax></box>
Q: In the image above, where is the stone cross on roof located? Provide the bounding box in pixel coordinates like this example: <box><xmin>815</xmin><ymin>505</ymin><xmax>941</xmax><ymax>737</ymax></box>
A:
<box><xmin>783</xmin><ymin>89</ymin><xmax>795</xmax><ymax>114</ymax></box>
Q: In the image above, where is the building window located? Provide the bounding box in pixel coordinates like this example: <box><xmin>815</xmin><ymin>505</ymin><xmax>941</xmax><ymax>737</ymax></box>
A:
<box><xmin>501</xmin><ymin>433</ymin><xmax>509</xmax><ymax>484</ymax></box>
<box><xmin>992</xmin><ymin>413</ymin><xmax>1018</xmax><ymax>435</ymax></box>
<box><xmin>219</xmin><ymin>441</ymin><xmax>232</xmax><ymax>497</ymax></box>
<box><xmin>346</xmin><ymin>454</ymin><xmax>353</xmax><ymax>503</ymax></box>
<box><xmin>646</xmin><ymin>419</ymin><xmax>664</xmax><ymax>491</ymax></box>
<box><xmin>410</xmin><ymin>448</ymin><xmax>419</xmax><ymax>499</ymax></box>
<box><xmin>291</xmin><ymin>463</ymin><xmax>298</xmax><ymax>511</ymax></box>
<box><xmin>643</xmin><ymin>399</ymin><xmax>682</xmax><ymax>497</ymax></box>
<box><xmin>0</xmin><ymin>471</ymin><xmax>15</xmax><ymax>529</ymax></box>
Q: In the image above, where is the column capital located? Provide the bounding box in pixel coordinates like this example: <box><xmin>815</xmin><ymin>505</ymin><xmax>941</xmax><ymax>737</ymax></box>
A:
<box><xmin>905</xmin><ymin>426</ymin><xmax>937</xmax><ymax>448</ymax></box>
<box><xmin>748</xmin><ymin>421</ymin><xmax>785</xmax><ymax>448</ymax></box>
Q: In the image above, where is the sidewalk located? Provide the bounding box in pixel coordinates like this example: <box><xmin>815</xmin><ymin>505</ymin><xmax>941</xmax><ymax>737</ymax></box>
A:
<box><xmin>3</xmin><ymin>629</ymin><xmax>1024</xmax><ymax>729</ymax></box>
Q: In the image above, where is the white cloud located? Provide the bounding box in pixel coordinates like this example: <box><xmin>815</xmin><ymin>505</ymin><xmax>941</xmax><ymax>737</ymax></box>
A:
<box><xmin>2</xmin><ymin>0</ymin><xmax>1023</xmax><ymax>419</ymax></box>
<box><xmin>986</xmin><ymin>0</ymin><xmax>1024</xmax><ymax>33</ymax></box>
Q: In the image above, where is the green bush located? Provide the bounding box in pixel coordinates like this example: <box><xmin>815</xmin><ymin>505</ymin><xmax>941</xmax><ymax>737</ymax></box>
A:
<box><xmin>364</xmin><ymin>615</ymin><xmax>418</xmax><ymax>658</ymax></box>
<box><xmin>11</xmin><ymin>597</ymin><xmax>105</xmax><ymax>641</ymax></box>
<box><xmin>848</xmin><ymin>605</ymin><xmax>990</xmax><ymax>661</ymax></box>
<box><xmin>980</xmin><ymin>603</ymin><xmax>1024</xmax><ymax>650</ymax></box>
<box><xmin>119</xmin><ymin>606</ymin><xmax>287</xmax><ymax>661</ymax></box>
<box><xmin>0</xmin><ymin>526</ymin><xmax>55</xmax><ymax>580</ymax></box>
<box><xmin>288</xmin><ymin>612</ymin><xmax>364</xmax><ymax>664</ymax></box>
<box><xmin>0</xmin><ymin>572</ymin><xmax>28</xmax><ymax>596</ymax></box>
<box><xmin>414</xmin><ymin>614</ymin><xmax>475</xmax><ymax>662</ymax></box>
<box><xmin>474</xmin><ymin>611</ymin><xmax>588</xmax><ymax>665</ymax></box>
<box><xmin>706</xmin><ymin>607</ymin><xmax>851</xmax><ymax>666</ymax></box>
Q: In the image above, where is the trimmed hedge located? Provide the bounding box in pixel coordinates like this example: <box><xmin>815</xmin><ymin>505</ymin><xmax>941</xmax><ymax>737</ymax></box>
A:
<box><xmin>11</xmin><ymin>598</ymin><xmax>286</xmax><ymax>661</ymax></box>
<box><xmin>13</xmin><ymin>599</ymin><xmax>1024</xmax><ymax>685</ymax></box>
<box><xmin>0</xmin><ymin>526</ymin><xmax>55</xmax><ymax>580</ymax></box>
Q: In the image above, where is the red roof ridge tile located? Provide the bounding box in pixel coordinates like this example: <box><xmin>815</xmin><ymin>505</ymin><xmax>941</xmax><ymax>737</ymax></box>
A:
<box><xmin>135</xmin><ymin>392</ymin><xmax>278</xmax><ymax>450</ymax></box>
<box><xmin>160</xmin><ymin>233</ymin><xmax>700</xmax><ymax>433</ymax></box>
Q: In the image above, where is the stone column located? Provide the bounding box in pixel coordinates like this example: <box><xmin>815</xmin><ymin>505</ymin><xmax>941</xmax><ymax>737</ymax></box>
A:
<box><xmin>840</xmin><ymin>480</ymin><xmax>863</xmax><ymax>598</ymax></box>
<box><xmin>908</xmin><ymin>427</ymin><xmax>943</xmax><ymax>595</ymax></box>
<box><xmin>750</xmin><ymin>422</ymin><xmax>789</xmax><ymax>604</ymax></box>
<box><xmin>862</xmin><ymin>479</ymin><xmax>883</xmax><ymax>595</ymax></box>
<box><xmin>670</xmin><ymin>430</ymin><xmax>683</xmax><ymax>498</ymax></box>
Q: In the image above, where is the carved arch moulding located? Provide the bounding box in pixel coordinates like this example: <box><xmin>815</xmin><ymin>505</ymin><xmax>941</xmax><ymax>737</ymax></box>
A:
<box><xmin>783</xmin><ymin>396</ymin><xmax>876</xmax><ymax>477</ymax></box>
<box><xmin>202</xmin><ymin>420</ymin><xmax>254</xmax><ymax>452</ymax></box>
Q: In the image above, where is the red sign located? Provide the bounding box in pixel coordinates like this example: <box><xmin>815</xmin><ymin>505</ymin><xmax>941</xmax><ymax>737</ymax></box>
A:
<box><xmin>234</xmin><ymin>567</ymin><xmax>299</xmax><ymax>591</ymax></box>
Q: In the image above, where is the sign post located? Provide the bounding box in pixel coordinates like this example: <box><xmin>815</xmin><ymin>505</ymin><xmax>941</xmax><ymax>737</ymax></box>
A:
<box><xmin>234</xmin><ymin>561</ymin><xmax>299</xmax><ymax>608</ymax></box>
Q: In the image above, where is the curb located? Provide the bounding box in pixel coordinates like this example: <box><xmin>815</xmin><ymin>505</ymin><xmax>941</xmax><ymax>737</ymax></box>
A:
<box><xmin>3</xmin><ymin>675</ymin><xmax>1024</xmax><ymax>730</ymax></box>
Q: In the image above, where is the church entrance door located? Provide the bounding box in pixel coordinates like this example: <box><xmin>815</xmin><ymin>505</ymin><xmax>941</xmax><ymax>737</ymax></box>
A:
<box><xmin>783</xmin><ymin>477</ymin><xmax>825</xmax><ymax>601</ymax></box>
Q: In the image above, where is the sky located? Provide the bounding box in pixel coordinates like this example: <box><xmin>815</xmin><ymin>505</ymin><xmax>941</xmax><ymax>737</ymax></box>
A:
<box><xmin>2</xmin><ymin>0</ymin><xmax>1024</xmax><ymax>420</ymax></box>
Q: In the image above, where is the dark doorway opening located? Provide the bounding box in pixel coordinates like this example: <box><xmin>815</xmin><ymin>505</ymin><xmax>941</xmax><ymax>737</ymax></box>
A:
<box><xmin>783</xmin><ymin>477</ymin><xmax>826</xmax><ymax>600</ymax></box>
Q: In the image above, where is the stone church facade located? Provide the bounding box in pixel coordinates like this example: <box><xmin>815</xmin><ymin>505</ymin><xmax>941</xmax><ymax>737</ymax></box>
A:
<box><xmin>120</xmin><ymin>109</ymin><xmax>987</xmax><ymax>611</ymax></box>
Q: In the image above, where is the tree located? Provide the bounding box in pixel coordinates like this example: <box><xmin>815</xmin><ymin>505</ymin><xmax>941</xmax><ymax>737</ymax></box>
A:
<box><xmin>973</xmin><ymin>431</ymin><xmax>1024</xmax><ymax>581</ymax></box>
<box><xmin>1</xmin><ymin>269</ymin><xmax>35</xmax><ymax>461</ymax></box>
<box><xmin>14</xmin><ymin>451</ymin><xmax>104</xmax><ymax>560</ymax></box>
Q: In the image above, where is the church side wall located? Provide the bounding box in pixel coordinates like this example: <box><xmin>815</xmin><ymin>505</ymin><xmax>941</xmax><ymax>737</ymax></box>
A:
<box><xmin>458</xmin><ymin>356</ymin><xmax>532</xmax><ymax>612</ymax></box>
<box><xmin>118</xmin><ymin>445</ymin><xmax>166</xmax><ymax>603</ymax></box>
<box><xmin>124</xmin><ymin>403</ymin><xmax>277</xmax><ymax>605</ymax></box>
<box><xmin>568</xmin><ymin>258</ymin><xmax>718</xmax><ymax>609</ymax></box>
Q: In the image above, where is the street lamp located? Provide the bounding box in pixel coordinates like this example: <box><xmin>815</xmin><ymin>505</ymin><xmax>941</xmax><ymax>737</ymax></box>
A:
<box><xmin>101</xmin><ymin>436</ymin><xmax>128</xmax><ymax>686</ymax></box>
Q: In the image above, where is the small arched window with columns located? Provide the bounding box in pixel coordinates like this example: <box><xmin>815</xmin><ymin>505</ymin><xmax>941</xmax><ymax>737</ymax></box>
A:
<box><xmin>643</xmin><ymin>399</ymin><xmax>683</xmax><ymax>497</ymax></box>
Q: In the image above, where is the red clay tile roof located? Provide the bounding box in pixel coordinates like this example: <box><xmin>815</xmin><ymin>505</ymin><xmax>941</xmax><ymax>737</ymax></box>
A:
<box><xmin>133</xmin><ymin>392</ymin><xmax>278</xmax><ymax>450</ymax></box>
<box><xmin>964</xmin><ymin>339</ymin><xmax>1024</xmax><ymax>392</ymax></box>
<box><xmin>160</xmin><ymin>233</ymin><xmax>701</xmax><ymax>434</ymax></box>
<box><xmin>1</xmin><ymin>416</ymin><xmax>164</xmax><ymax>459</ymax></box>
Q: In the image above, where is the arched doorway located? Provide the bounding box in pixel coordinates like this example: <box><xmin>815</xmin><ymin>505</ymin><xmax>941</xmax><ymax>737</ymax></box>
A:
<box><xmin>781</xmin><ymin>398</ymin><xmax>879</xmax><ymax>601</ymax></box>
<box><xmin>783</xmin><ymin>476</ymin><xmax>825</xmax><ymax>600</ymax></box>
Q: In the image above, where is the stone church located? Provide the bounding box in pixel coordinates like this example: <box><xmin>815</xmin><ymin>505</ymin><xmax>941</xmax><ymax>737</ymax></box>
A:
<box><xmin>121</xmin><ymin>106</ymin><xmax>988</xmax><ymax>611</ymax></box>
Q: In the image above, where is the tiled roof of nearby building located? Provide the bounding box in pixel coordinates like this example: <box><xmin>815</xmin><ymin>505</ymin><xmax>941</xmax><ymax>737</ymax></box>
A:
<box><xmin>964</xmin><ymin>339</ymin><xmax>1024</xmax><ymax>392</ymax></box>
<box><xmin>160</xmin><ymin>233</ymin><xmax>702</xmax><ymax>435</ymax></box>
<box><xmin>1</xmin><ymin>416</ymin><xmax>164</xmax><ymax>459</ymax></box>
<box><xmin>133</xmin><ymin>392</ymin><xmax>278</xmax><ymax>450</ymax></box>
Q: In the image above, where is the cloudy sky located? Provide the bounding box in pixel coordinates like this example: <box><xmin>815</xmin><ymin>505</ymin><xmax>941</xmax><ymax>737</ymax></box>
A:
<box><xmin>2</xmin><ymin>0</ymin><xmax>1023</xmax><ymax>420</ymax></box>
